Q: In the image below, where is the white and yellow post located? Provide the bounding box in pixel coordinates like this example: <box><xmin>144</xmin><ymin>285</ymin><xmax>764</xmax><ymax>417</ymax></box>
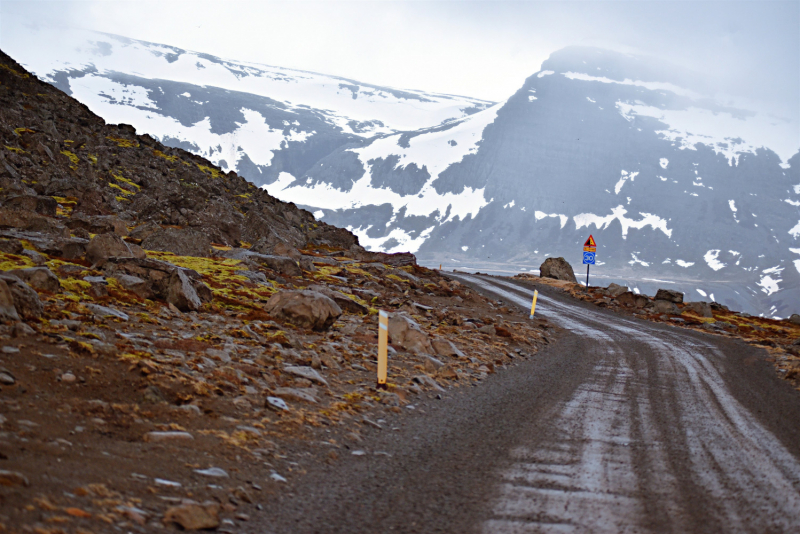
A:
<box><xmin>529</xmin><ymin>290</ymin><xmax>539</xmax><ymax>319</ymax></box>
<box><xmin>377</xmin><ymin>310</ymin><xmax>389</xmax><ymax>389</ymax></box>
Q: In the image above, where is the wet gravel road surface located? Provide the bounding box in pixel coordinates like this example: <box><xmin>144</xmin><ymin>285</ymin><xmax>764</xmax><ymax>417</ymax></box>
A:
<box><xmin>259</xmin><ymin>274</ymin><xmax>800</xmax><ymax>534</ymax></box>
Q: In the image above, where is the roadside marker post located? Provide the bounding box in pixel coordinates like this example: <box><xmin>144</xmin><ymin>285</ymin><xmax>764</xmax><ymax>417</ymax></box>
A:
<box><xmin>377</xmin><ymin>310</ymin><xmax>389</xmax><ymax>389</ymax></box>
<box><xmin>529</xmin><ymin>290</ymin><xmax>539</xmax><ymax>319</ymax></box>
<box><xmin>583</xmin><ymin>235</ymin><xmax>597</xmax><ymax>288</ymax></box>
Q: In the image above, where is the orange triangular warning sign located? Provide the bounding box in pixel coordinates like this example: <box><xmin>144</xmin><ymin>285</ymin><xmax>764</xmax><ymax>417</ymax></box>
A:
<box><xmin>584</xmin><ymin>235</ymin><xmax>596</xmax><ymax>247</ymax></box>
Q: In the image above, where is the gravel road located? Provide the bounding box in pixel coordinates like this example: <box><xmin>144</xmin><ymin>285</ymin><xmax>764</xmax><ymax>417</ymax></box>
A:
<box><xmin>259</xmin><ymin>274</ymin><xmax>800</xmax><ymax>534</ymax></box>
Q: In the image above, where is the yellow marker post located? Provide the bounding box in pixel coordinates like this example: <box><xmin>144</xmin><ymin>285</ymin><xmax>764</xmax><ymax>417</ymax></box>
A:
<box><xmin>529</xmin><ymin>290</ymin><xmax>539</xmax><ymax>319</ymax></box>
<box><xmin>377</xmin><ymin>310</ymin><xmax>389</xmax><ymax>389</ymax></box>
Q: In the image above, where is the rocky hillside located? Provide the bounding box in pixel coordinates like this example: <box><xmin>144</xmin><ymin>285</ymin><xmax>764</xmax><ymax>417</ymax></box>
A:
<box><xmin>0</xmin><ymin>50</ymin><xmax>549</xmax><ymax>532</ymax></box>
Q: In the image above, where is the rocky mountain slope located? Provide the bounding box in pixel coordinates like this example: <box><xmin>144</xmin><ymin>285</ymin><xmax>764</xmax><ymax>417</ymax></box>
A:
<box><xmin>0</xmin><ymin>49</ymin><xmax>550</xmax><ymax>532</ymax></box>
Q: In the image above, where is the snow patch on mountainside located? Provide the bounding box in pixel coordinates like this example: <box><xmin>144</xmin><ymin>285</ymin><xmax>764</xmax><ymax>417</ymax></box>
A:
<box><xmin>573</xmin><ymin>206</ymin><xmax>672</xmax><ymax>239</ymax></box>
<box><xmin>615</xmin><ymin>101</ymin><xmax>797</xmax><ymax>165</ymax></box>
<box><xmin>563</xmin><ymin>72</ymin><xmax>700</xmax><ymax>98</ymax></box>
<box><xmin>68</xmin><ymin>74</ymin><xmax>291</xmax><ymax>170</ymax></box>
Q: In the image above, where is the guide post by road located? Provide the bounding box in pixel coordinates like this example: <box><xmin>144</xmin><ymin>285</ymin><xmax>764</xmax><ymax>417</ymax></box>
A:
<box><xmin>377</xmin><ymin>310</ymin><xmax>389</xmax><ymax>389</ymax></box>
<box><xmin>529</xmin><ymin>290</ymin><xmax>539</xmax><ymax>319</ymax></box>
<box><xmin>583</xmin><ymin>235</ymin><xmax>596</xmax><ymax>288</ymax></box>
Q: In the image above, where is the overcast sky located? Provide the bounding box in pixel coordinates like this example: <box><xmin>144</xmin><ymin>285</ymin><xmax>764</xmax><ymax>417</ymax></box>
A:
<box><xmin>1</xmin><ymin>0</ymin><xmax>798</xmax><ymax>120</ymax></box>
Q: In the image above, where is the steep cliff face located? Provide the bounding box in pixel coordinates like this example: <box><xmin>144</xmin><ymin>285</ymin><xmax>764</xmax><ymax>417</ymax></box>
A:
<box><xmin>0</xmin><ymin>49</ymin><xmax>357</xmax><ymax>252</ymax></box>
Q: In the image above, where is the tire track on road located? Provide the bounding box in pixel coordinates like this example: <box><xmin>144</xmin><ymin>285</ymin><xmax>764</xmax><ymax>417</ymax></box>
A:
<box><xmin>450</xmin><ymin>274</ymin><xmax>800</xmax><ymax>533</ymax></box>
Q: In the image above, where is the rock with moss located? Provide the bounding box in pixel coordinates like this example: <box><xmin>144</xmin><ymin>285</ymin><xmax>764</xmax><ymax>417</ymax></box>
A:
<box><xmin>265</xmin><ymin>290</ymin><xmax>342</xmax><ymax>331</ymax></box>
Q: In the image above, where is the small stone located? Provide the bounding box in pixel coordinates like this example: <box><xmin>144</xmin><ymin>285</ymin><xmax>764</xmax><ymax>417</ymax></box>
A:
<box><xmin>270</xmin><ymin>472</ymin><xmax>287</xmax><ymax>482</ymax></box>
<box><xmin>143</xmin><ymin>431</ymin><xmax>194</xmax><ymax>443</ymax></box>
<box><xmin>0</xmin><ymin>470</ymin><xmax>29</xmax><ymax>487</ymax></box>
<box><xmin>61</xmin><ymin>372</ymin><xmax>76</xmax><ymax>383</ymax></box>
<box><xmin>351</xmin><ymin>450</ymin><xmax>366</xmax><ymax>456</ymax></box>
<box><xmin>283</xmin><ymin>365</ymin><xmax>329</xmax><ymax>387</ymax></box>
<box><xmin>1</xmin><ymin>346</ymin><xmax>19</xmax><ymax>354</ymax></box>
<box><xmin>164</xmin><ymin>502</ymin><xmax>220</xmax><ymax>530</ymax></box>
<box><xmin>265</xmin><ymin>396</ymin><xmax>289</xmax><ymax>411</ymax></box>
<box><xmin>273</xmin><ymin>387</ymin><xmax>318</xmax><ymax>404</ymax></box>
<box><xmin>0</xmin><ymin>372</ymin><xmax>13</xmax><ymax>386</ymax></box>
<box><xmin>195</xmin><ymin>467</ymin><xmax>229</xmax><ymax>478</ymax></box>
<box><xmin>478</xmin><ymin>324</ymin><xmax>497</xmax><ymax>335</ymax></box>
<box><xmin>155</xmin><ymin>478</ymin><xmax>182</xmax><ymax>487</ymax></box>
<box><xmin>85</xmin><ymin>303</ymin><xmax>129</xmax><ymax>321</ymax></box>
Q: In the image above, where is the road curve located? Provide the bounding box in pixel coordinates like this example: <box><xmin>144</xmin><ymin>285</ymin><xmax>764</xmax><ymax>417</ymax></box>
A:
<box><xmin>258</xmin><ymin>274</ymin><xmax>800</xmax><ymax>534</ymax></box>
<box><xmin>450</xmin><ymin>274</ymin><xmax>800</xmax><ymax>533</ymax></box>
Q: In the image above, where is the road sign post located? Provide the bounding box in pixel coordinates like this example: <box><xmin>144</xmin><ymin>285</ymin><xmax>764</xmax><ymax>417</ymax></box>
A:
<box><xmin>529</xmin><ymin>290</ymin><xmax>538</xmax><ymax>319</ymax></box>
<box><xmin>582</xmin><ymin>235</ymin><xmax>597</xmax><ymax>288</ymax></box>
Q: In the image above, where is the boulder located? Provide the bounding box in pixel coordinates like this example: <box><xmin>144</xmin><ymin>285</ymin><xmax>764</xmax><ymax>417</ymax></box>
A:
<box><xmin>141</xmin><ymin>227</ymin><xmax>211</xmax><ymax>258</ymax></box>
<box><xmin>651</xmin><ymin>300</ymin><xmax>681</xmax><ymax>315</ymax></box>
<box><xmin>388</xmin><ymin>313</ymin><xmax>433</xmax><ymax>354</ymax></box>
<box><xmin>655</xmin><ymin>289</ymin><xmax>684</xmax><ymax>304</ymax></box>
<box><xmin>539</xmin><ymin>257</ymin><xmax>577</xmax><ymax>283</ymax></box>
<box><xmin>86</xmin><ymin>233</ymin><xmax>141</xmax><ymax>265</ymax></box>
<box><xmin>0</xmin><ymin>208</ymin><xmax>68</xmax><ymax>237</ymax></box>
<box><xmin>616</xmin><ymin>291</ymin><xmax>649</xmax><ymax>308</ymax></box>
<box><xmin>788</xmin><ymin>314</ymin><xmax>800</xmax><ymax>325</ymax></box>
<box><xmin>167</xmin><ymin>270</ymin><xmax>203</xmax><ymax>312</ymax></box>
<box><xmin>7</xmin><ymin>267</ymin><xmax>61</xmax><ymax>293</ymax></box>
<box><xmin>0</xmin><ymin>279</ymin><xmax>20</xmax><ymax>321</ymax></box>
<box><xmin>265</xmin><ymin>290</ymin><xmax>342</xmax><ymax>331</ymax></box>
<box><xmin>3</xmin><ymin>194</ymin><xmax>57</xmax><ymax>216</ymax></box>
<box><xmin>431</xmin><ymin>338</ymin><xmax>465</xmax><ymax>358</ymax></box>
<box><xmin>66</xmin><ymin>214</ymin><xmax>130</xmax><ymax>236</ymax></box>
<box><xmin>604</xmin><ymin>283</ymin><xmax>628</xmax><ymax>298</ymax></box>
<box><xmin>114</xmin><ymin>274</ymin><xmax>151</xmax><ymax>299</ymax></box>
<box><xmin>223</xmin><ymin>249</ymin><xmax>302</xmax><ymax>277</ymax></box>
<box><xmin>0</xmin><ymin>274</ymin><xmax>42</xmax><ymax>320</ymax></box>
<box><xmin>685</xmin><ymin>301</ymin><xmax>713</xmax><ymax>318</ymax></box>
<box><xmin>305</xmin><ymin>284</ymin><xmax>368</xmax><ymax>314</ymax></box>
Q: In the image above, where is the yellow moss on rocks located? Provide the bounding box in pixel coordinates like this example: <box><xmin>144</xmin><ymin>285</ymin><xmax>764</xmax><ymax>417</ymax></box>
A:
<box><xmin>0</xmin><ymin>252</ymin><xmax>36</xmax><ymax>271</ymax></box>
<box><xmin>106</xmin><ymin>136</ymin><xmax>139</xmax><ymax>149</ymax></box>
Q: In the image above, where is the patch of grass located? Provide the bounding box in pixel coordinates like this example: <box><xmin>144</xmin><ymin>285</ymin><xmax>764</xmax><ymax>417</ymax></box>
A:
<box><xmin>196</xmin><ymin>163</ymin><xmax>223</xmax><ymax>179</ymax></box>
<box><xmin>4</xmin><ymin>145</ymin><xmax>27</xmax><ymax>155</ymax></box>
<box><xmin>153</xmin><ymin>149</ymin><xmax>178</xmax><ymax>163</ymax></box>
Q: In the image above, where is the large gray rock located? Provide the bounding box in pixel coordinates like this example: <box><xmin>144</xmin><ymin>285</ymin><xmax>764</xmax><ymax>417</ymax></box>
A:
<box><xmin>655</xmin><ymin>289</ymin><xmax>684</xmax><ymax>304</ymax></box>
<box><xmin>265</xmin><ymin>290</ymin><xmax>342</xmax><ymax>331</ymax></box>
<box><xmin>787</xmin><ymin>314</ymin><xmax>800</xmax><ymax>325</ymax></box>
<box><xmin>86</xmin><ymin>233</ymin><xmax>142</xmax><ymax>264</ymax></box>
<box><xmin>167</xmin><ymin>269</ymin><xmax>203</xmax><ymax>312</ymax></box>
<box><xmin>0</xmin><ymin>274</ymin><xmax>42</xmax><ymax>320</ymax></box>
<box><xmin>651</xmin><ymin>299</ymin><xmax>681</xmax><ymax>315</ymax></box>
<box><xmin>685</xmin><ymin>301</ymin><xmax>713</xmax><ymax>318</ymax></box>
<box><xmin>0</xmin><ymin>279</ymin><xmax>20</xmax><ymax>321</ymax></box>
<box><xmin>604</xmin><ymin>283</ymin><xmax>628</xmax><ymax>298</ymax></box>
<box><xmin>141</xmin><ymin>227</ymin><xmax>211</xmax><ymax>258</ymax></box>
<box><xmin>388</xmin><ymin>312</ymin><xmax>433</xmax><ymax>354</ymax></box>
<box><xmin>432</xmin><ymin>338</ymin><xmax>465</xmax><ymax>358</ymax></box>
<box><xmin>7</xmin><ymin>267</ymin><xmax>61</xmax><ymax>293</ymax></box>
<box><xmin>539</xmin><ymin>257</ymin><xmax>577</xmax><ymax>283</ymax></box>
<box><xmin>616</xmin><ymin>291</ymin><xmax>649</xmax><ymax>308</ymax></box>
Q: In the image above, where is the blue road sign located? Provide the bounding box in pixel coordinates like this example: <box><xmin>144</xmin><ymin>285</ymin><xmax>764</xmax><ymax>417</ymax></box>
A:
<box><xmin>583</xmin><ymin>252</ymin><xmax>596</xmax><ymax>265</ymax></box>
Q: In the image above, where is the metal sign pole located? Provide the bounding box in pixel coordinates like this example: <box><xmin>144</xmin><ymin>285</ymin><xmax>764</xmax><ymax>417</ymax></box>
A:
<box><xmin>586</xmin><ymin>264</ymin><xmax>590</xmax><ymax>288</ymax></box>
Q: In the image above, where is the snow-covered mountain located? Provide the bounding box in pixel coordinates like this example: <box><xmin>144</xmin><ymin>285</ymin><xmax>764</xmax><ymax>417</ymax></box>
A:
<box><xmin>0</xmin><ymin>22</ymin><xmax>492</xmax><ymax>185</ymax></box>
<box><xmin>4</xmin><ymin>22</ymin><xmax>798</xmax><ymax>316</ymax></box>
<box><xmin>276</xmin><ymin>48</ymin><xmax>800</xmax><ymax>317</ymax></box>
